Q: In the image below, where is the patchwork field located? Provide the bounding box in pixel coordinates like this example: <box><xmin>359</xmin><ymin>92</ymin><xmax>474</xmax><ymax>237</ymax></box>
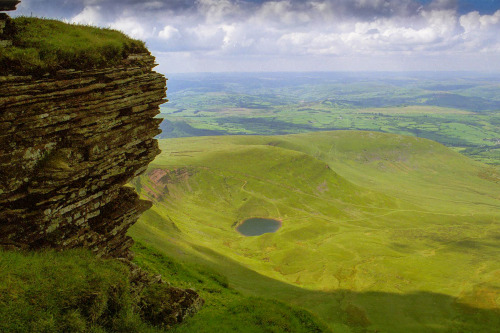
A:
<box><xmin>159</xmin><ymin>72</ymin><xmax>500</xmax><ymax>165</ymax></box>
<box><xmin>129</xmin><ymin>131</ymin><xmax>500</xmax><ymax>332</ymax></box>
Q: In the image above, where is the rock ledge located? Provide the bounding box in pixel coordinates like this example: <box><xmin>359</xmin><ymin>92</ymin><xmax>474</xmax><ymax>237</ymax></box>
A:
<box><xmin>0</xmin><ymin>54</ymin><xmax>164</xmax><ymax>259</ymax></box>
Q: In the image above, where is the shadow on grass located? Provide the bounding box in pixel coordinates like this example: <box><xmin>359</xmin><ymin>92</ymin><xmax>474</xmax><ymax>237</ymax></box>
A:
<box><xmin>188</xmin><ymin>243</ymin><xmax>500</xmax><ymax>333</ymax></box>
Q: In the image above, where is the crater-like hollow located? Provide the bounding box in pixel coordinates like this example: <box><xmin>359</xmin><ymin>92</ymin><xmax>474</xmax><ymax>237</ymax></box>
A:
<box><xmin>236</xmin><ymin>218</ymin><xmax>281</xmax><ymax>236</ymax></box>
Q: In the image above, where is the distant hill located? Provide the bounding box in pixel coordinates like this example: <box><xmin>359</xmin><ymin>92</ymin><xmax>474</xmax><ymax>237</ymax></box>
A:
<box><xmin>159</xmin><ymin>72</ymin><xmax>500</xmax><ymax>165</ymax></box>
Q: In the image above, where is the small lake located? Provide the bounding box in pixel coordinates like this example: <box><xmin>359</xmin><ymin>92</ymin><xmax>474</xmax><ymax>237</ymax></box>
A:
<box><xmin>236</xmin><ymin>218</ymin><xmax>281</xmax><ymax>236</ymax></box>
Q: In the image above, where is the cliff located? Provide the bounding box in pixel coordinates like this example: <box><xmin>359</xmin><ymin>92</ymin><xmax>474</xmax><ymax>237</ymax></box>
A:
<box><xmin>0</xmin><ymin>8</ymin><xmax>203</xmax><ymax>328</ymax></box>
<box><xmin>0</xmin><ymin>2</ymin><xmax>164</xmax><ymax>261</ymax></box>
<box><xmin>0</xmin><ymin>53</ymin><xmax>163</xmax><ymax>259</ymax></box>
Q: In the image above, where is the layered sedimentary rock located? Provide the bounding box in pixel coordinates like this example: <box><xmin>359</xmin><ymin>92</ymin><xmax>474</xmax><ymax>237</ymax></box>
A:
<box><xmin>1</xmin><ymin>0</ymin><xmax>204</xmax><ymax>322</ymax></box>
<box><xmin>0</xmin><ymin>54</ymin><xmax>164</xmax><ymax>259</ymax></box>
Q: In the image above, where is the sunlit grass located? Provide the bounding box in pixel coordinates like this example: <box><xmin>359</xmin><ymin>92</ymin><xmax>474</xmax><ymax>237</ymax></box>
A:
<box><xmin>0</xmin><ymin>249</ymin><xmax>143</xmax><ymax>333</ymax></box>
<box><xmin>0</xmin><ymin>245</ymin><xmax>329</xmax><ymax>332</ymax></box>
<box><xmin>0</xmin><ymin>17</ymin><xmax>147</xmax><ymax>75</ymax></box>
<box><xmin>130</xmin><ymin>131</ymin><xmax>500</xmax><ymax>332</ymax></box>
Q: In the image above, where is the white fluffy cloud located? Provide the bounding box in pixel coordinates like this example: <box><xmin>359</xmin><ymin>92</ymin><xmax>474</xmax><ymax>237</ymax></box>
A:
<box><xmin>70</xmin><ymin>5</ymin><xmax>102</xmax><ymax>25</ymax></box>
<box><xmin>460</xmin><ymin>10</ymin><xmax>500</xmax><ymax>32</ymax></box>
<box><xmin>459</xmin><ymin>10</ymin><xmax>500</xmax><ymax>52</ymax></box>
<box><xmin>111</xmin><ymin>17</ymin><xmax>153</xmax><ymax>39</ymax></box>
<box><xmin>15</xmin><ymin>0</ymin><xmax>500</xmax><ymax>71</ymax></box>
<box><xmin>159</xmin><ymin>25</ymin><xmax>180</xmax><ymax>40</ymax></box>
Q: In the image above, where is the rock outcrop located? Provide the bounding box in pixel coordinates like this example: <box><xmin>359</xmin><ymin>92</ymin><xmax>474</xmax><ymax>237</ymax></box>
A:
<box><xmin>0</xmin><ymin>2</ymin><xmax>204</xmax><ymax>325</ymax></box>
<box><xmin>120</xmin><ymin>258</ymin><xmax>205</xmax><ymax>328</ymax></box>
<box><xmin>0</xmin><ymin>1</ymin><xmax>18</xmax><ymax>47</ymax></box>
<box><xmin>0</xmin><ymin>54</ymin><xmax>165</xmax><ymax>259</ymax></box>
<box><xmin>0</xmin><ymin>0</ymin><xmax>20</xmax><ymax>11</ymax></box>
<box><xmin>0</xmin><ymin>45</ymin><xmax>204</xmax><ymax>328</ymax></box>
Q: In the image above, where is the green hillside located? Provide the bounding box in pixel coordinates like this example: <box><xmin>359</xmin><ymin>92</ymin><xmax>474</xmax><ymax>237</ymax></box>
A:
<box><xmin>0</xmin><ymin>249</ymin><xmax>162</xmax><ymax>333</ymax></box>
<box><xmin>130</xmin><ymin>131</ymin><xmax>500</xmax><ymax>332</ymax></box>
<box><xmin>0</xmin><ymin>245</ymin><xmax>328</xmax><ymax>333</ymax></box>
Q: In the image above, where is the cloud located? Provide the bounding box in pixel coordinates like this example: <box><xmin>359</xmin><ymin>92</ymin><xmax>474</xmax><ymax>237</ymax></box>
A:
<box><xmin>70</xmin><ymin>5</ymin><xmax>102</xmax><ymax>25</ymax></box>
<box><xmin>460</xmin><ymin>10</ymin><xmax>500</xmax><ymax>32</ymax></box>
<box><xmin>196</xmin><ymin>0</ymin><xmax>240</xmax><ymax>23</ymax></box>
<box><xmin>459</xmin><ymin>10</ymin><xmax>500</xmax><ymax>52</ymax></box>
<box><xmin>159</xmin><ymin>26</ymin><xmax>181</xmax><ymax>40</ymax></box>
<box><xmin>11</xmin><ymin>0</ymin><xmax>500</xmax><ymax>72</ymax></box>
<box><xmin>110</xmin><ymin>17</ymin><xmax>151</xmax><ymax>39</ymax></box>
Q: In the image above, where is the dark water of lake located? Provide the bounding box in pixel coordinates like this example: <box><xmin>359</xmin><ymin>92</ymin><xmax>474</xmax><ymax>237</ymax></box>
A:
<box><xmin>236</xmin><ymin>218</ymin><xmax>281</xmax><ymax>236</ymax></box>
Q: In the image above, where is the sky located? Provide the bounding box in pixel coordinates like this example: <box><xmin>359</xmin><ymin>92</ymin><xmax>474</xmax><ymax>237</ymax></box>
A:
<box><xmin>11</xmin><ymin>0</ymin><xmax>500</xmax><ymax>73</ymax></box>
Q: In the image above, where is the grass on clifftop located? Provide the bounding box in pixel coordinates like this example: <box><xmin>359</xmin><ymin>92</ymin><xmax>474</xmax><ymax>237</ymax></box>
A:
<box><xmin>0</xmin><ymin>17</ymin><xmax>148</xmax><ymax>76</ymax></box>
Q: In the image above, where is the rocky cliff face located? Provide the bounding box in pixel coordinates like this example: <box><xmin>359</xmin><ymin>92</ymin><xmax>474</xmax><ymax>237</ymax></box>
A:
<box><xmin>0</xmin><ymin>54</ymin><xmax>164</xmax><ymax>259</ymax></box>
<box><xmin>0</xmin><ymin>2</ymin><xmax>204</xmax><ymax>325</ymax></box>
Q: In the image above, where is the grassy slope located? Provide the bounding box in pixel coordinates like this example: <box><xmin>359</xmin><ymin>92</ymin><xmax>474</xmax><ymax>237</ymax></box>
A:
<box><xmin>132</xmin><ymin>242</ymin><xmax>330</xmax><ymax>333</ymax></box>
<box><xmin>0</xmin><ymin>17</ymin><xmax>147</xmax><ymax>75</ymax></box>
<box><xmin>0</xmin><ymin>249</ymin><xmax>149</xmax><ymax>333</ymax></box>
<box><xmin>129</xmin><ymin>131</ymin><xmax>500</xmax><ymax>332</ymax></box>
<box><xmin>0</xmin><ymin>246</ymin><xmax>328</xmax><ymax>333</ymax></box>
